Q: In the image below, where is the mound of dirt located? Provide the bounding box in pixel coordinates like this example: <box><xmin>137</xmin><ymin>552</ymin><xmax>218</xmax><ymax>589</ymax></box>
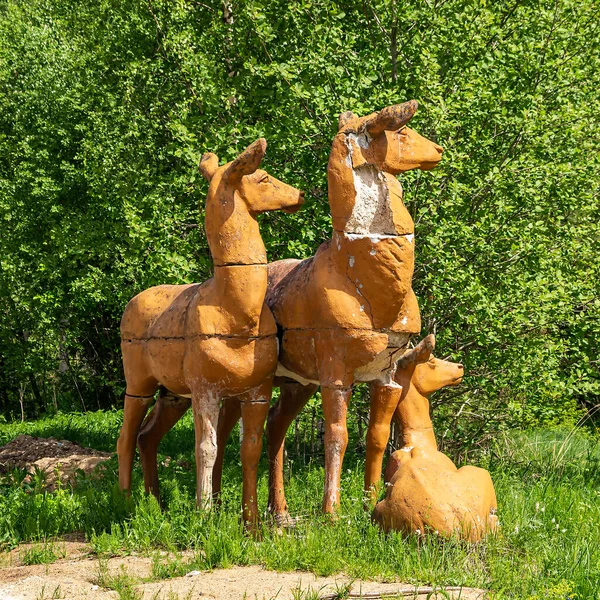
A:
<box><xmin>0</xmin><ymin>435</ymin><xmax>111</xmax><ymax>490</ymax></box>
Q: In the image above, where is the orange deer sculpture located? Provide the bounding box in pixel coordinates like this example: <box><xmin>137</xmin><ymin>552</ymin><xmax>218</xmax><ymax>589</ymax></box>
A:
<box><xmin>136</xmin><ymin>101</ymin><xmax>443</xmax><ymax>520</ymax></box>
<box><xmin>372</xmin><ymin>335</ymin><xmax>498</xmax><ymax>541</ymax></box>
<box><xmin>117</xmin><ymin>139</ymin><xmax>304</xmax><ymax>526</ymax></box>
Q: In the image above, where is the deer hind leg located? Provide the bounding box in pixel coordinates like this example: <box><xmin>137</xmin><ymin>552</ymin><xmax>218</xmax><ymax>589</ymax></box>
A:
<box><xmin>267</xmin><ymin>381</ymin><xmax>317</xmax><ymax>521</ymax></box>
<box><xmin>364</xmin><ymin>381</ymin><xmax>402</xmax><ymax>506</ymax></box>
<box><xmin>191</xmin><ymin>387</ymin><xmax>221</xmax><ymax>509</ymax></box>
<box><xmin>137</xmin><ymin>391</ymin><xmax>191</xmax><ymax>501</ymax></box>
<box><xmin>118</xmin><ymin>344</ymin><xmax>159</xmax><ymax>492</ymax></box>
<box><xmin>213</xmin><ymin>397</ymin><xmax>242</xmax><ymax>502</ymax></box>
<box><xmin>239</xmin><ymin>379</ymin><xmax>272</xmax><ymax>532</ymax></box>
<box><xmin>118</xmin><ymin>392</ymin><xmax>156</xmax><ymax>492</ymax></box>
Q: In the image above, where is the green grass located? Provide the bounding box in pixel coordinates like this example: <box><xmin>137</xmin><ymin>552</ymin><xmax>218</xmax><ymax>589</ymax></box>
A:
<box><xmin>0</xmin><ymin>410</ymin><xmax>598</xmax><ymax>599</ymax></box>
<box><xmin>20</xmin><ymin>540</ymin><xmax>66</xmax><ymax>565</ymax></box>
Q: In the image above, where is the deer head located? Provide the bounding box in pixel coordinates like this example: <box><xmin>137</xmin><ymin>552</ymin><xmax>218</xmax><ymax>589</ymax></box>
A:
<box><xmin>199</xmin><ymin>139</ymin><xmax>304</xmax><ymax>265</ymax></box>
<box><xmin>328</xmin><ymin>101</ymin><xmax>443</xmax><ymax>234</ymax></box>
<box><xmin>394</xmin><ymin>334</ymin><xmax>463</xmax><ymax>395</ymax></box>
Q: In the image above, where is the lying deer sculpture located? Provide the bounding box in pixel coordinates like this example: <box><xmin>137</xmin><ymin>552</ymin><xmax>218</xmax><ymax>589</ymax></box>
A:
<box><xmin>136</xmin><ymin>101</ymin><xmax>443</xmax><ymax>520</ymax></box>
<box><xmin>372</xmin><ymin>335</ymin><xmax>498</xmax><ymax>541</ymax></box>
<box><xmin>117</xmin><ymin>139</ymin><xmax>304</xmax><ymax>526</ymax></box>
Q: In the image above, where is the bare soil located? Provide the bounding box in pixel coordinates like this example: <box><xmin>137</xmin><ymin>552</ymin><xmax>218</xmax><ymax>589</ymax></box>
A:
<box><xmin>0</xmin><ymin>542</ymin><xmax>486</xmax><ymax>600</ymax></box>
<box><xmin>0</xmin><ymin>435</ymin><xmax>110</xmax><ymax>490</ymax></box>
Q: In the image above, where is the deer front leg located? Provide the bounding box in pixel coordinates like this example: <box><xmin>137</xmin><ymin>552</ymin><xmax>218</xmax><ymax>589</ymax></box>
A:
<box><xmin>364</xmin><ymin>381</ymin><xmax>403</xmax><ymax>505</ymax></box>
<box><xmin>191</xmin><ymin>388</ymin><xmax>221</xmax><ymax>509</ymax></box>
<box><xmin>239</xmin><ymin>379</ymin><xmax>272</xmax><ymax>531</ymax></box>
<box><xmin>321</xmin><ymin>386</ymin><xmax>352</xmax><ymax>515</ymax></box>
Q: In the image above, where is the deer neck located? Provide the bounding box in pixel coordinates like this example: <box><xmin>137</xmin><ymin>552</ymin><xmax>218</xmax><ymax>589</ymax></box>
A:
<box><xmin>394</xmin><ymin>379</ymin><xmax>437</xmax><ymax>450</ymax></box>
<box><xmin>207</xmin><ymin>193</ymin><xmax>269</xmax><ymax>333</ymax></box>
<box><xmin>327</xmin><ymin>152</ymin><xmax>415</xmax><ymax>326</ymax></box>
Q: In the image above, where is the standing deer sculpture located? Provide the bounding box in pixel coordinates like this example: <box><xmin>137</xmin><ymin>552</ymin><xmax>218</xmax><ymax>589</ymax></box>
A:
<box><xmin>135</xmin><ymin>101</ymin><xmax>444</xmax><ymax>521</ymax></box>
<box><xmin>117</xmin><ymin>139</ymin><xmax>304</xmax><ymax>527</ymax></box>
<box><xmin>372</xmin><ymin>334</ymin><xmax>498</xmax><ymax>541</ymax></box>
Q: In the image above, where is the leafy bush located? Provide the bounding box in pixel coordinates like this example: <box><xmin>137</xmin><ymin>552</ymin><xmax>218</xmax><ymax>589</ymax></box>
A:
<box><xmin>0</xmin><ymin>0</ymin><xmax>597</xmax><ymax>439</ymax></box>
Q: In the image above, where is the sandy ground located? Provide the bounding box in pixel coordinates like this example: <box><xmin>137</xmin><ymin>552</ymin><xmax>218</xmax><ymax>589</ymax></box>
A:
<box><xmin>0</xmin><ymin>542</ymin><xmax>486</xmax><ymax>600</ymax></box>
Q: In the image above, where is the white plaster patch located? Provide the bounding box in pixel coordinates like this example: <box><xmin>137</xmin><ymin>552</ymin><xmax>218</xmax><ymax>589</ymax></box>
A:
<box><xmin>276</xmin><ymin>362</ymin><xmax>319</xmax><ymax>386</ymax></box>
<box><xmin>400</xmin><ymin>445</ymin><xmax>414</xmax><ymax>453</ymax></box>
<box><xmin>359</xmin><ymin>305</ymin><xmax>364</xmax><ymax>312</ymax></box>
<box><xmin>342</xmin><ymin>136</ymin><xmax>396</xmax><ymax>236</ymax></box>
<box><xmin>349</xmin><ymin>256</ymin><xmax>355</xmax><ymax>267</ymax></box>
<box><xmin>369</xmin><ymin>249</ymin><xmax>377</xmax><ymax>256</ymax></box>
<box><xmin>344</xmin><ymin>165</ymin><xmax>395</xmax><ymax>235</ymax></box>
<box><xmin>401</xmin><ymin>316</ymin><xmax>408</xmax><ymax>325</ymax></box>
<box><xmin>406</xmin><ymin>233</ymin><xmax>415</xmax><ymax>244</ymax></box>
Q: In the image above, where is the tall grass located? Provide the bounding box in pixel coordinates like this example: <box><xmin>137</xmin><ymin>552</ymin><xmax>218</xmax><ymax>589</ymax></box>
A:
<box><xmin>0</xmin><ymin>411</ymin><xmax>598</xmax><ymax>599</ymax></box>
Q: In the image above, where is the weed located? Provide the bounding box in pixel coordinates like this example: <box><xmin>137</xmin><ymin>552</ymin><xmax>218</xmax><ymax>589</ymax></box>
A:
<box><xmin>35</xmin><ymin>585</ymin><xmax>63</xmax><ymax>600</ymax></box>
<box><xmin>21</xmin><ymin>541</ymin><xmax>65</xmax><ymax>565</ymax></box>
<box><xmin>95</xmin><ymin>560</ymin><xmax>143</xmax><ymax>600</ymax></box>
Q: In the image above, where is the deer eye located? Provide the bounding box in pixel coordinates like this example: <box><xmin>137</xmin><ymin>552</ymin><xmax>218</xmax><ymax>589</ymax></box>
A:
<box><xmin>258</xmin><ymin>174</ymin><xmax>269</xmax><ymax>183</ymax></box>
<box><xmin>398</xmin><ymin>127</ymin><xmax>408</xmax><ymax>135</ymax></box>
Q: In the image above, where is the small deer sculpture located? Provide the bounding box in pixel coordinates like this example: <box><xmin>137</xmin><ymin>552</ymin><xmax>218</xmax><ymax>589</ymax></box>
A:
<box><xmin>117</xmin><ymin>139</ymin><xmax>304</xmax><ymax>527</ymax></box>
<box><xmin>372</xmin><ymin>335</ymin><xmax>498</xmax><ymax>541</ymax></box>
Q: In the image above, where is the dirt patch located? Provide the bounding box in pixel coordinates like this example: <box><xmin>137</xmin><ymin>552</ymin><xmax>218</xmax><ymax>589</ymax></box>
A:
<box><xmin>0</xmin><ymin>435</ymin><xmax>111</xmax><ymax>490</ymax></box>
<box><xmin>0</xmin><ymin>551</ymin><xmax>487</xmax><ymax>600</ymax></box>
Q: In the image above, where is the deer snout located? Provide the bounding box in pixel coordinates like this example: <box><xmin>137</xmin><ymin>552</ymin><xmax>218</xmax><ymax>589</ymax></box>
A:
<box><xmin>433</xmin><ymin>143</ymin><xmax>444</xmax><ymax>154</ymax></box>
<box><xmin>283</xmin><ymin>190</ymin><xmax>305</xmax><ymax>213</ymax></box>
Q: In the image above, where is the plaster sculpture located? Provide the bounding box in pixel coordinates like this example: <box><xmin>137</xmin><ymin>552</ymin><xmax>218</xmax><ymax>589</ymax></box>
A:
<box><xmin>117</xmin><ymin>139</ymin><xmax>304</xmax><ymax>526</ymax></box>
<box><xmin>372</xmin><ymin>335</ymin><xmax>498</xmax><ymax>541</ymax></box>
<box><xmin>136</xmin><ymin>101</ymin><xmax>443</xmax><ymax>520</ymax></box>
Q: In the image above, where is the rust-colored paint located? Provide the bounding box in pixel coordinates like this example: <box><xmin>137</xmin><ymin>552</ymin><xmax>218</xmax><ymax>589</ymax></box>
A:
<box><xmin>117</xmin><ymin>139</ymin><xmax>304</xmax><ymax>528</ymax></box>
<box><xmin>371</xmin><ymin>335</ymin><xmax>498</xmax><ymax>541</ymax></box>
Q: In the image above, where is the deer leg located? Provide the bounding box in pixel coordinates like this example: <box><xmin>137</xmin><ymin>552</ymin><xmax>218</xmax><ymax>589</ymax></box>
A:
<box><xmin>213</xmin><ymin>397</ymin><xmax>241</xmax><ymax>500</ymax></box>
<box><xmin>239</xmin><ymin>379</ymin><xmax>272</xmax><ymax>532</ymax></box>
<box><xmin>267</xmin><ymin>381</ymin><xmax>317</xmax><ymax>520</ymax></box>
<box><xmin>137</xmin><ymin>392</ymin><xmax>191</xmax><ymax>500</ymax></box>
<box><xmin>364</xmin><ymin>382</ymin><xmax>403</xmax><ymax>505</ymax></box>
<box><xmin>117</xmin><ymin>392</ymin><xmax>156</xmax><ymax>493</ymax></box>
<box><xmin>321</xmin><ymin>386</ymin><xmax>352</xmax><ymax>515</ymax></box>
<box><xmin>191</xmin><ymin>387</ymin><xmax>221</xmax><ymax>509</ymax></box>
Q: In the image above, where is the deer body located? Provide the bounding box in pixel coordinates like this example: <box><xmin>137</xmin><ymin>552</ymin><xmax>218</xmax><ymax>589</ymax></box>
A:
<box><xmin>117</xmin><ymin>139</ymin><xmax>303</xmax><ymax>525</ymax></box>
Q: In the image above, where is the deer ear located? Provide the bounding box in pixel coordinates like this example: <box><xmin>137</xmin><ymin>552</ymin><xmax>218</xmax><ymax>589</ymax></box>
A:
<box><xmin>338</xmin><ymin>111</ymin><xmax>357</xmax><ymax>130</ymax></box>
<box><xmin>396</xmin><ymin>333</ymin><xmax>435</xmax><ymax>370</ymax></box>
<box><xmin>224</xmin><ymin>138</ymin><xmax>267</xmax><ymax>181</ymax></box>
<box><xmin>365</xmin><ymin>100</ymin><xmax>418</xmax><ymax>137</ymax></box>
<box><xmin>199</xmin><ymin>152</ymin><xmax>219</xmax><ymax>181</ymax></box>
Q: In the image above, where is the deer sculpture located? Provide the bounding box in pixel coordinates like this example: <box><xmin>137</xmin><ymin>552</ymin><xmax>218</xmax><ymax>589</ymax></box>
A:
<box><xmin>135</xmin><ymin>100</ymin><xmax>443</xmax><ymax>521</ymax></box>
<box><xmin>117</xmin><ymin>139</ymin><xmax>304</xmax><ymax>527</ymax></box>
<box><xmin>372</xmin><ymin>334</ymin><xmax>498</xmax><ymax>541</ymax></box>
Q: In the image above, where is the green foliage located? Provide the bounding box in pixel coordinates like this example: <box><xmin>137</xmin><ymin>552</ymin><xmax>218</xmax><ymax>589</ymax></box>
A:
<box><xmin>0</xmin><ymin>0</ymin><xmax>597</xmax><ymax>438</ymax></box>
<box><xmin>1</xmin><ymin>412</ymin><xmax>600</xmax><ymax>598</ymax></box>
